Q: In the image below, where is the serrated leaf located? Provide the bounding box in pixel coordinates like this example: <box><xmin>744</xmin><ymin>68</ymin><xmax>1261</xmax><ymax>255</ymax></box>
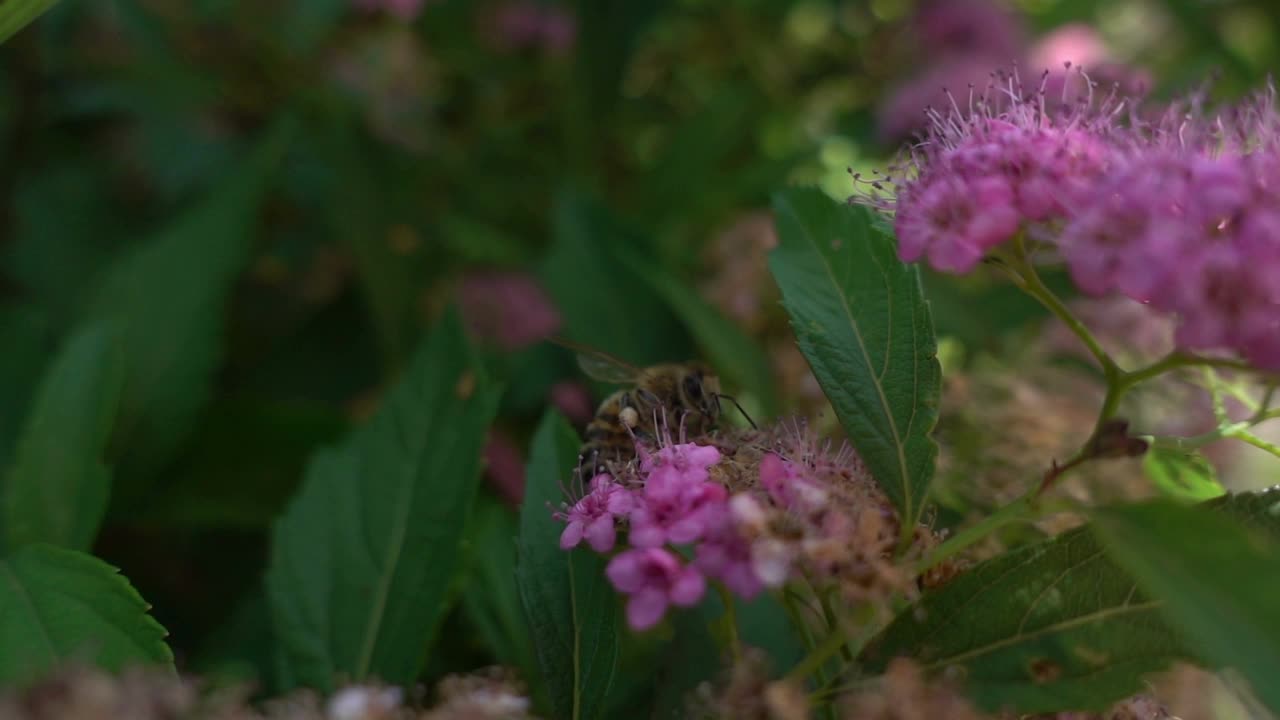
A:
<box><xmin>863</xmin><ymin>489</ymin><xmax>1280</xmax><ymax>713</ymax></box>
<box><xmin>516</xmin><ymin>411</ymin><xmax>618</xmax><ymax>720</ymax></box>
<box><xmin>0</xmin><ymin>544</ymin><xmax>173</xmax><ymax>685</ymax></box>
<box><xmin>3</xmin><ymin>323</ymin><xmax>124</xmax><ymax>552</ymax></box>
<box><xmin>87</xmin><ymin>121</ymin><xmax>292</xmax><ymax>491</ymax></box>
<box><xmin>0</xmin><ymin>0</ymin><xmax>57</xmax><ymax>44</ymax></box>
<box><xmin>266</xmin><ymin>312</ymin><xmax>502</xmax><ymax>691</ymax></box>
<box><xmin>862</xmin><ymin>524</ymin><xmax>1180</xmax><ymax>713</ymax></box>
<box><xmin>615</xmin><ymin>245</ymin><xmax>777</xmax><ymax>416</ymax></box>
<box><xmin>768</xmin><ymin>188</ymin><xmax>941</xmax><ymax>526</ymax></box>
<box><xmin>1142</xmin><ymin>447</ymin><xmax>1225</xmax><ymax>502</ymax></box>
<box><xmin>1093</xmin><ymin>498</ymin><xmax>1280</xmax><ymax>714</ymax></box>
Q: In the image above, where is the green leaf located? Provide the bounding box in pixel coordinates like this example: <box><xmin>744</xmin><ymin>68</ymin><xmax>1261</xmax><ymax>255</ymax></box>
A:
<box><xmin>650</xmin><ymin>608</ymin><xmax>719</xmax><ymax>719</ymax></box>
<box><xmin>861</xmin><ymin>524</ymin><xmax>1182</xmax><ymax>713</ymax></box>
<box><xmin>540</xmin><ymin>189</ymin><xmax>690</xmax><ymax>367</ymax></box>
<box><xmin>0</xmin><ymin>544</ymin><xmax>173</xmax><ymax>685</ymax></box>
<box><xmin>3</xmin><ymin>323</ymin><xmax>124</xmax><ymax>552</ymax></box>
<box><xmin>1142</xmin><ymin>447</ymin><xmax>1225</xmax><ymax>502</ymax></box>
<box><xmin>615</xmin><ymin>245</ymin><xmax>777</xmax><ymax>416</ymax></box>
<box><xmin>768</xmin><ymin>187</ymin><xmax>941</xmax><ymax>526</ymax></box>
<box><xmin>0</xmin><ymin>0</ymin><xmax>57</xmax><ymax>44</ymax></box>
<box><xmin>864</xmin><ymin>489</ymin><xmax>1280</xmax><ymax>713</ymax></box>
<box><xmin>1093</xmin><ymin>499</ymin><xmax>1280</xmax><ymax>714</ymax></box>
<box><xmin>461</xmin><ymin>495</ymin><xmax>539</xmax><ymax>693</ymax></box>
<box><xmin>0</xmin><ymin>306</ymin><xmax>55</xmax><ymax>469</ymax></box>
<box><xmin>86</xmin><ymin>121</ymin><xmax>292</xmax><ymax>491</ymax></box>
<box><xmin>266</xmin><ymin>311</ymin><xmax>502</xmax><ymax>691</ymax></box>
<box><xmin>516</xmin><ymin>411</ymin><xmax>618</xmax><ymax>720</ymax></box>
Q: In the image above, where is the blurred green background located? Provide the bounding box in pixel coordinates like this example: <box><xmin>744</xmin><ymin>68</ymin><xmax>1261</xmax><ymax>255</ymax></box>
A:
<box><xmin>1</xmin><ymin>0</ymin><xmax>1276</xmax><ymax>695</ymax></box>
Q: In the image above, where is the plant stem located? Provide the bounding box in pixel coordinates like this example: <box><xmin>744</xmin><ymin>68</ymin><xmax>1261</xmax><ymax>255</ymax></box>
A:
<box><xmin>1005</xmin><ymin>238</ymin><xmax>1117</xmax><ymax>379</ymax></box>
<box><xmin>912</xmin><ymin>490</ymin><xmax>1038</xmax><ymax>575</ymax></box>
<box><xmin>716</xmin><ymin>583</ymin><xmax>742</xmax><ymax>663</ymax></box>
<box><xmin>786</xmin><ymin>624</ymin><xmax>851</xmax><ymax>685</ymax></box>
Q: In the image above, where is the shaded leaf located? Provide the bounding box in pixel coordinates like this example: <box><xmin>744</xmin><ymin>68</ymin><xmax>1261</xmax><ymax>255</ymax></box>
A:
<box><xmin>3</xmin><ymin>323</ymin><xmax>123</xmax><ymax>552</ymax></box>
<box><xmin>266</xmin><ymin>311</ymin><xmax>502</xmax><ymax>691</ymax></box>
<box><xmin>1142</xmin><ymin>447</ymin><xmax>1225</xmax><ymax>502</ymax></box>
<box><xmin>862</xmin><ymin>524</ymin><xmax>1182</xmax><ymax>713</ymax></box>
<box><xmin>864</xmin><ymin>489</ymin><xmax>1280</xmax><ymax>713</ymax></box>
<box><xmin>1093</xmin><ymin>498</ymin><xmax>1280</xmax><ymax>714</ymax></box>
<box><xmin>516</xmin><ymin>411</ymin><xmax>618</xmax><ymax>720</ymax></box>
<box><xmin>462</xmin><ymin>495</ymin><xmax>539</xmax><ymax>693</ymax></box>
<box><xmin>650</xmin><ymin>608</ymin><xmax>719</xmax><ymax>719</ymax></box>
<box><xmin>616</xmin><ymin>245</ymin><xmax>777</xmax><ymax>416</ymax></box>
<box><xmin>0</xmin><ymin>544</ymin><xmax>173</xmax><ymax>685</ymax></box>
<box><xmin>0</xmin><ymin>0</ymin><xmax>57</xmax><ymax>44</ymax></box>
<box><xmin>0</xmin><ymin>306</ymin><xmax>55</xmax><ymax>469</ymax></box>
<box><xmin>540</xmin><ymin>189</ymin><xmax>690</xmax><ymax>369</ymax></box>
<box><xmin>768</xmin><ymin>188</ymin><xmax>940</xmax><ymax>526</ymax></box>
<box><xmin>87</xmin><ymin>121</ymin><xmax>292</xmax><ymax>491</ymax></box>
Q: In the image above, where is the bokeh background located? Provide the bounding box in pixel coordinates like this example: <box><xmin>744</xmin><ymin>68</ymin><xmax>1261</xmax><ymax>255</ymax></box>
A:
<box><xmin>2</xmin><ymin>0</ymin><xmax>1277</xmax><ymax>700</ymax></box>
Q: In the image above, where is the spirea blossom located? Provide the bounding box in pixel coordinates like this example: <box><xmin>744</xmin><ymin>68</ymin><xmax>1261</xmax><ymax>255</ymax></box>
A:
<box><xmin>605</xmin><ymin>548</ymin><xmax>706</xmax><ymax>630</ymax></box>
<box><xmin>556</xmin><ymin>474</ymin><xmax>633</xmax><ymax>553</ymax></box>
<box><xmin>552</xmin><ymin>420</ymin><xmax>948</xmax><ymax>631</ymax></box>
<box><xmin>863</xmin><ymin>73</ymin><xmax>1280</xmax><ymax>372</ymax></box>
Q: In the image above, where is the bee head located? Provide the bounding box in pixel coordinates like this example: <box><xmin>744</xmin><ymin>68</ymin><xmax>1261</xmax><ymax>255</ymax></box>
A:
<box><xmin>680</xmin><ymin>365</ymin><xmax>721</xmax><ymax>420</ymax></box>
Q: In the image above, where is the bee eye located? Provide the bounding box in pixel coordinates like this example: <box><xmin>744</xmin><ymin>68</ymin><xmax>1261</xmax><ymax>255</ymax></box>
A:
<box><xmin>683</xmin><ymin>375</ymin><xmax>703</xmax><ymax>400</ymax></box>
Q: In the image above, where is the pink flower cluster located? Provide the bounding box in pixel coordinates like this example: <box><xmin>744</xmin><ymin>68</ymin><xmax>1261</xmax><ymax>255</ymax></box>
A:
<box><xmin>556</xmin><ymin>443</ymin><xmax>754</xmax><ymax>630</ymax></box>
<box><xmin>554</xmin><ymin>423</ymin><xmax>903</xmax><ymax>630</ymax></box>
<box><xmin>862</xmin><ymin>76</ymin><xmax>1280</xmax><ymax>370</ymax></box>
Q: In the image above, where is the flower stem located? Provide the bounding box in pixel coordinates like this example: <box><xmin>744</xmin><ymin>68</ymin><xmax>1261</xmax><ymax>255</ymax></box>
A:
<box><xmin>716</xmin><ymin>583</ymin><xmax>743</xmax><ymax>663</ymax></box>
<box><xmin>1005</xmin><ymin>238</ymin><xmax>1117</xmax><ymax>379</ymax></box>
<box><xmin>911</xmin><ymin>490</ymin><xmax>1039</xmax><ymax>575</ymax></box>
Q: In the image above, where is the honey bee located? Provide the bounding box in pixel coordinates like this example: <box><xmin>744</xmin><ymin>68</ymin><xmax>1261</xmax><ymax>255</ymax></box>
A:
<box><xmin>554</xmin><ymin>340</ymin><xmax>732</xmax><ymax>477</ymax></box>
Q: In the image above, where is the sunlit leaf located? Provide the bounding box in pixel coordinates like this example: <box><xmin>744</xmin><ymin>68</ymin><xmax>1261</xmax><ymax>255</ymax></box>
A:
<box><xmin>516</xmin><ymin>411</ymin><xmax>618</xmax><ymax>720</ymax></box>
<box><xmin>0</xmin><ymin>0</ymin><xmax>57</xmax><ymax>45</ymax></box>
<box><xmin>266</xmin><ymin>311</ymin><xmax>502</xmax><ymax>691</ymax></box>
<box><xmin>2</xmin><ymin>323</ymin><xmax>123</xmax><ymax>552</ymax></box>
<box><xmin>0</xmin><ymin>544</ymin><xmax>172</xmax><ymax>685</ymax></box>
<box><xmin>1142</xmin><ymin>447</ymin><xmax>1225</xmax><ymax>502</ymax></box>
<box><xmin>769</xmin><ymin>188</ymin><xmax>941</xmax><ymax>527</ymax></box>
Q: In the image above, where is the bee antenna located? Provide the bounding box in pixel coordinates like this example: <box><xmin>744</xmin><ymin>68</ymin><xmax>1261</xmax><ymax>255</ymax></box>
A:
<box><xmin>717</xmin><ymin>393</ymin><xmax>758</xmax><ymax>430</ymax></box>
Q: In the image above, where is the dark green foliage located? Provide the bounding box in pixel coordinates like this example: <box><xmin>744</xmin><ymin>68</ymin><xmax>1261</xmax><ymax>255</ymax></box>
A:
<box><xmin>769</xmin><ymin>188</ymin><xmax>941</xmax><ymax>527</ymax></box>
<box><xmin>2</xmin><ymin>322</ymin><xmax>123</xmax><ymax>552</ymax></box>
<box><xmin>516</xmin><ymin>412</ymin><xmax>619</xmax><ymax>719</ymax></box>
<box><xmin>1094</xmin><ymin>495</ymin><xmax>1280</xmax><ymax>714</ymax></box>
<box><xmin>0</xmin><ymin>544</ymin><xmax>172</xmax><ymax>685</ymax></box>
<box><xmin>266</xmin><ymin>311</ymin><xmax>502</xmax><ymax>691</ymax></box>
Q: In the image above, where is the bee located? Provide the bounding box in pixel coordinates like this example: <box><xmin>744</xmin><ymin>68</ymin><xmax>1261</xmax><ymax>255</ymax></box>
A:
<box><xmin>554</xmin><ymin>340</ymin><xmax>734</xmax><ymax>477</ymax></box>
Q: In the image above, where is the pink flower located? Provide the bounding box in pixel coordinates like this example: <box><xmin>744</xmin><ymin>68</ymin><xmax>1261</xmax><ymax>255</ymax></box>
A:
<box><xmin>487</xmin><ymin>1</ymin><xmax>577</xmax><ymax>55</ymax></box>
<box><xmin>483</xmin><ymin>430</ymin><xmax>525</xmax><ymax>507</ymax></box>
<box><xmin>353</xmin><ymin>0</ymin><xmax>429</xmax><ymax>21</ymax></box>
<box><xmin>628</xmin><ymin>479</ymin><xmax>728</xmax><ymax>548</ymax></box>
<box><xmin>695</xmin><ymin>516</ymin><xmax>765</xmax><ymax>599</ymax></box>
<box><xmin>548</xmin><ymin>381</ymin><xmax>594</xmax><ymax>426</ymax></box>
<box><xmin>866</xmin><ymin>77</ymin><xmax>1121</xmax><ymax>274</ymax></box>
<box><xmin>457</xmin><ymin>271</ymin><xmax>561</xmax><ymax>351</ymax></box>
<box><xmin>624</xmin><ymin>441</ymin><xmax>728</xmax><ymax>548</ymax></box>
<box><xmin>758</xmin><ymin>453</ymin><xmax>827</xmax><ymax>515</ymax></box>
<box><xmin>605</xmin><ymin>548</ymin><xmax>706</xmax><ymax>630</ymax></box>
<box><xmin>640</xmin><ymin>442</ymin><xmax>722</xmax><ymax>489</ymax></box>
<box><xmin>556</xmin><ymin>475</ymin><xmax>634</xmax><ymax>553</ymax></box>
<box><xmin>913</xmin><ymin>0</ymin><xmax>1024</xmax><ymax>60</ymax></box>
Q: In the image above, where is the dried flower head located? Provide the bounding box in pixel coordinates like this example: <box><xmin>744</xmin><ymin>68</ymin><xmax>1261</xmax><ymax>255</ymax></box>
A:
<box><xmin>424</xmin><ymin>668</ymin><xmax>536</xmax><ymax>720</ymax></box>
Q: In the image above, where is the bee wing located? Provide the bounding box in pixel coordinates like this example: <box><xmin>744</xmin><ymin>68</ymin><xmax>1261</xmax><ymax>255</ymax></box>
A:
<box><xmin>576</xmin><ymin>351</ymin><xmax>641</xmax><ymax>384</ymax></box>
<box><xmin>546</xmin><ymin>336</ymin><xmax>642</xmax><ymax>384</ymax></box>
